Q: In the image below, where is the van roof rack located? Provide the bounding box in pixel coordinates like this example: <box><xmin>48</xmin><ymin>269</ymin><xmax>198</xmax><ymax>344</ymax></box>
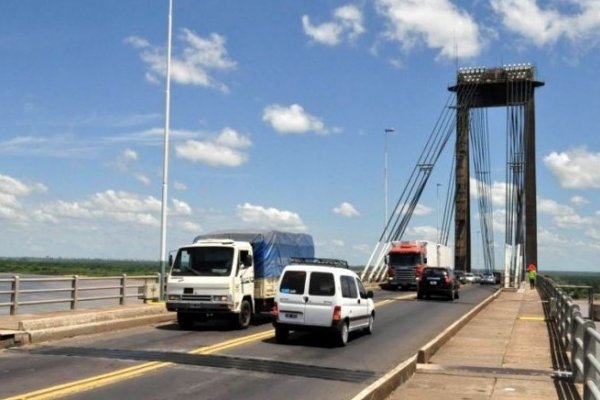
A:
<box><xmin>289</xmin><ymin>257</ymin><xmax>349</xmax><ymax>268</ymax></box>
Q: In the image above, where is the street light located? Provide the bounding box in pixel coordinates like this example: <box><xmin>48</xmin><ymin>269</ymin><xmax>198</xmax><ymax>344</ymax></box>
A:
<box><xmin>159</xmin><ymin>0</ymin><xmax>174</xmax><ymax>300</ymax></box>
<box><xmin>436</xmin><ymin>183</ymin><xmax>442</xmax><ymax>243</ymax></box>
<box><xmin>384</xmin><ymin>128</ymin><xmax>395</xmax><ymax>231</ymax></box>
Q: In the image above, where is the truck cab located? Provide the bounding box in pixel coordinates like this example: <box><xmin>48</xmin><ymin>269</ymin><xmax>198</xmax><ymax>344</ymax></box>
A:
<box><xmin>166</xmin><ymin>239</ymin><xmax>255</xmax><ymax>329</ymax></box>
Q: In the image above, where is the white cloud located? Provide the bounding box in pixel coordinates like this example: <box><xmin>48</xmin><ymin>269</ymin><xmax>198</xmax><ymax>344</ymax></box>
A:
<box><xmin>491</xmin><ymin>0</ymin><xmax>600</xmax><ymax>49</ymax></box>
<box><xmin>571</xmin><ymin>195</ymin><xmax>588</xmax><ymax>206</ymax></box>
<box><xmin>406</xmin><ymin>225</ymin><xmax>437</xmax><ymax>240</ymax></box>
<box><xmin>470</xmin><ymin>178</ymin><xmax>507</xmax><ymax>207</ymax></box>
<box><xmin>302</xmin><ymin>5</ymin><xmax>365</xmax><ymax>46</ymax></box>
<box><xmin>110</xmin><ymin>148</ymin><xmax>138</xmax><ymax>172</ymax></box>
<box><xmin>175</xmin><ymin>127</ymin><xmax>251</xmax><ymax>167</ymax></box>
<box><xmin>333</xmin><ymin>202</ymin><xmax>360</xmax><ymax>217</ymax></box>
<box><xmin>135</xmin><ymin>173</ymin><xmax>151</xmax><ymax>186</ymax></box>
<box><xmin>214</xmin><ymin>127</ymin><xmax>252</xmax><ymax>149</ymax></box>
<box><xmin>172</xmin><ymin>199</ymin><xmax>192</xmax><ymax>215</ymax></box>
<box><xmin>544</xmin><ymin>148</ymin><xmax>600</xmax><ymax>189</ymax></box>
<box><xmin>126</xmin><ymin>29</ymin><xmax>237</xmax><ymax>92</ymax></box>
<box><xmin>262</xmin><ymin>104</ymin><xmax>327</xmax><ymax>134</ymax></box>
<box><xmin>0</xmin><ymin>174</ymin><xmax>47</xmax><ymax>222</ymax></box>
<box><xmin>375</xmin><ymin>0</ymin><xmax>483</xmax><ymax>60</ymax></box>
<box><xmin>174</xmin><ymin>181</ymin><xmax>187</xmax><ymax>191</ymax></box>
<box><xmin>181</xmin><ymin>221</ymin><xmax>202</xmax><ymax>233</ymax></box>
<box><xmin>538</xmin><ymin>197</ymin><xmax>593</xmax><ymax>228</ymax></box>
<box><xmin>236</xmin><ymin>202</ymin><xmax>306</xmax><ymax>232</ymax></box>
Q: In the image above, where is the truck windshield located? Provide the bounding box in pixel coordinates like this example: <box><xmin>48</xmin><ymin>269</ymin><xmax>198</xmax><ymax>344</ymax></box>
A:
<box><xmin>171</xmin><ymin>247</ymin><xmax>234</xmax><ymax>277</ymax></box>
<box><xmin>389</xmin><ymin>253</ymin><xmax>421</xmax><ymax>266</ymax></box>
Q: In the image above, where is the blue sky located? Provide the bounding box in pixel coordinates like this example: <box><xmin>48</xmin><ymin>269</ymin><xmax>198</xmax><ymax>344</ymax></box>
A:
<box><xmin>1</xmin><ymin>0</ymin><xmax>600</xmax><ymax>272</ymax></box>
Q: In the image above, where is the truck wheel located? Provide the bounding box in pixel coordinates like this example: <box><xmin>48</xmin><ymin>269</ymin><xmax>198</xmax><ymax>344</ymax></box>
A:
<box><xmin>177</xmin><ymin>312</ymin><xmax>194</xmax><ymax>329</ymax></box>
<box><xmin>336</xmin><ymin>321</ymin><xmax>349</xmax><ymax>346</ymax></box>
<box><xmin>235</xmin><ymin>299</ymin><xmax>252</xmax><ymax>329</ymax></box>
<box><xmin>275</xmin><ymin>326</ymin><xmax>289</xmax><ymax>343</ymax></box>
<box><xmin>417</xmin><ymin>291</ymin><xmax>423</xmax><ymax>300</ymax></box>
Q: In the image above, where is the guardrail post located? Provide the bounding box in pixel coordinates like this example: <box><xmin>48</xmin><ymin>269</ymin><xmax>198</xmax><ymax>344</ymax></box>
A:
<box><xmin>10</xmin><ymin>276</ymin><xmax>19</xmax><ymax>315</ymax></box>
<box><xmin>71</xmin><ymin>275</ymin><xmax>79</xmax><ymax>310</ymax></box>
<box><xmin>120</xmin><ymin>274</ymin><xmax>127</xmax><ymax>305</ymax></box>
<box><xmin>583</xmin><ymin>324</ymin><xmax>599</xmax><ymax>400</ymax></box>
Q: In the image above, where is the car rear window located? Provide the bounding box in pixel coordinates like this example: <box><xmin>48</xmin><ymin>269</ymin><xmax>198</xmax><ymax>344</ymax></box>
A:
<box><xmin>309</xmin><ymin>272</ymin><xmax>335</xmax><ymax>296</ymax></box>
<box><xmin>424</xmin><ymin>268</ymin><xmax>448</xmax><ymax>278</ymax></box>
<box><xmin>279</xmin><ymin>270</ymin><xmax>306</xmax><ymax>294</ymax></box>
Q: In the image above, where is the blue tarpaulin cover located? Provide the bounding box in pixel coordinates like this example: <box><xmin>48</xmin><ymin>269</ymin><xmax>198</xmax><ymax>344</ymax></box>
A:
<box><xmin>192</xmin><ymin>230</ymin><xmax>314</xmax><ymax>279</ymax></box>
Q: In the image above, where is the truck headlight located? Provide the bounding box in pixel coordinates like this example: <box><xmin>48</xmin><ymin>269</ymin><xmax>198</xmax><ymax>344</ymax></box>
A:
<box><xmin>167</xmin><ymin>294</ymin><xmax>181</xmax><ymax>301</ymax></box>
<box><xmin>212</xmin><ymin>295</ymin><xmax>230</xmax><ymax>302</ymax></box>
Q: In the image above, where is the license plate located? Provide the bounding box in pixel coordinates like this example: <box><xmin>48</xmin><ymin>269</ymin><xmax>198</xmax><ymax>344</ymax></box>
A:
<box><xmin>429</xmin><ymin>281</ymin><xmax>437</xmax><ymax>285</ymax></box>
<box><xmin>285</xmin><ymin>313</ymin><xmax>298</xmax><ymax>319</ymax></box>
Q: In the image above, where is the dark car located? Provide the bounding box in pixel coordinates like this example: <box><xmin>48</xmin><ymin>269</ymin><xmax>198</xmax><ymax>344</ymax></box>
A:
<box><xmin>493</xmin><ymin>271</ymin><xmax>502</xmax><ymax>284</ymax></box>
<box><xmin>417</xmin><ymin>267</ymin><xmax>459</xmax><ymax>301</ymax></box>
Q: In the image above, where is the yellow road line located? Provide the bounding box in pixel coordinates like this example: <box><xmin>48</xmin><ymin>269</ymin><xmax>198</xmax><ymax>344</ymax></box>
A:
<box><xmin>3</xmin><ymin>329</ymin><xmax>274</xmax><ymax>400</ymax></box>
<box><xmin>5</xmin><ymin>296</ymin><xmax>400</xmax><ymax>399</ymax></box>
<box><xmin>517</xmin><ymin>316</ymin><xmax>547</xmax><ymax>321</ymax></box>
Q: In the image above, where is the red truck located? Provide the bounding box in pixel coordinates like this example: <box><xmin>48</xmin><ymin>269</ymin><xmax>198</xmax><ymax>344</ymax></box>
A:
<box><xmin>386</xmin><ymin>240</ymin><xmax>454</xmax><ymax>290</ymax></box>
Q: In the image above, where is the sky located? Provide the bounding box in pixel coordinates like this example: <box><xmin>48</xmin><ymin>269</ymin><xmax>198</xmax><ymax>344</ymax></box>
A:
<box><xmin>1</xmin><ymin>0</ymin><xmax>600</xmax><ymax>272</ymax></box>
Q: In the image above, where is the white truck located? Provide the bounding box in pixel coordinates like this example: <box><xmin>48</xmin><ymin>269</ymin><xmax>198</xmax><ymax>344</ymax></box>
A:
<box><xmin>165</xmin><ymin>230</ymin><xmax>314</xmax><ymax>329</ymax></box>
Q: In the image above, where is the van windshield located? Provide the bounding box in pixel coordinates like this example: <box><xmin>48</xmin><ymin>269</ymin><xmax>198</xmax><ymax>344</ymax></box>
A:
<box><xmin>170</xmin><ymin>246</ymin><xmax>234</xmax><ymax>277</ymax></box>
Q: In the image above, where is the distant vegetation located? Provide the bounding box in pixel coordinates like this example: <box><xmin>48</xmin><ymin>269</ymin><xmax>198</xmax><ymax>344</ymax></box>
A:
<box><xmin>544</xmin><ymin>272</ymin><xmax>600</xmax><ymax>300</ymax></box>
<box><xmin>0</xmin><ymin>258</ymin><xmax>160</xmax><ymax>277</ymax></box>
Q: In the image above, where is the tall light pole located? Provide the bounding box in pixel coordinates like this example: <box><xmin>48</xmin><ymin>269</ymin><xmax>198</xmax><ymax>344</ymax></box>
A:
<box><xmin>436</xmin><ymin>183</ymin><xmax>442</xmax><ymax>243</ymax></box>
<box><xmin>159</xmin><ymin>0</ymin><xmax>173</xmax><ymax>299</ymax></box>
<box><xmin>384</xmin><ymin>128</ymin><xmax>395</xmax><ymax>231</ymax></box>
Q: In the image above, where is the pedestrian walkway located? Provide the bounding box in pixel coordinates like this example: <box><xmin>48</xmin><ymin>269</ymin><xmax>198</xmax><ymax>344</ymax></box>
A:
<box><xmin>387</xmin><ymin>287</ymin><xmax>583</xmax><ymax>400</ymax></box>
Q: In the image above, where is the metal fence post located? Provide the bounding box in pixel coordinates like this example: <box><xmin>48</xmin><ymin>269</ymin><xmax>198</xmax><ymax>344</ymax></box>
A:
<box><xmin>120</xmin><ymin>274</ymin><xmax>127</xmax><ymax>305</ymax></box>
<box><xmin>10</xmin><ymin>276</ymin><xmax>19</xmax><ymax>315</ymax></box>
<box><xmin>71</xmin><ymin>275</ymin><xmax>79</xmax><ymax>310</ymax></box>
<box><xmin>583</xmin><ymin>324</ymin><xmax>600</xmax><ymax>400</ymax></box>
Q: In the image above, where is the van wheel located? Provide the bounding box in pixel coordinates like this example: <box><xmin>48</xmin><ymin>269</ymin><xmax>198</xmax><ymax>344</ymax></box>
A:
<box><xmin>177</xmin><ymin>312</ymin><xmax>194</xmax><ymax>329</ymax></box>
<box><xmin>275</xmin><ymin>326</ymin><xmax>289</xmax><ymax>343</ymax></box>
<box><xmin>336</xmin><ymin>321</ymin><xmax>349</xmax><ymax>346</ymax></box>
<box><xmin>455</xmin><ymin>289</ymin><xmax>460</xmax><ymax>300</ymax></box>
<box><xmin>417</xmin><ymin>291</ymin><xmax>423</xmax><ymax>300</ymax></box>
<box><xmin>236</xmin><ymin>300</ymin><xmax>252</xmax><ymax>329</ymax></box>
<box><xmin>364</xmin><ymin>314</ymin><xmax>374</xmax><ymax>335</ymax></box>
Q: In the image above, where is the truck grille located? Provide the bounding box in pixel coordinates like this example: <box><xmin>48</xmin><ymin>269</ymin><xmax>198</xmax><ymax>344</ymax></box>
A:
<box><xmin>181</xmin><ymin>294</ymin><xmax>211</xmax><ymax>301</ymax></box>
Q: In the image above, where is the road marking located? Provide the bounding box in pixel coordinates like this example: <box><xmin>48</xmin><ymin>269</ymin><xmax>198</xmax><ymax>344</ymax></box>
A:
<box><xmin>517</xmin><ymin>316</ymin><xmax>547</xmax><ymax>321</ymax></box>
<box><xmin>4</xmin><ymin>296</ymin><xmax>399</xmax><ymax>399</ymax></box>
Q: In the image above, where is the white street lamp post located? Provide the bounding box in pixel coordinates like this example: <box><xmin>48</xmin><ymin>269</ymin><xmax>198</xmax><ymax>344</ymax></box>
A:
<box><xmin>159</xmin><ymin>0</ymin><xmax>173</xmax><ymax>299</ymax></box>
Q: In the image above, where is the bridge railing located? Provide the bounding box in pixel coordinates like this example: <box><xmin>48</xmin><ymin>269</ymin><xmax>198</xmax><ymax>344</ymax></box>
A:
<box><xmin>0</xmin><ymin>274</ymin><xmax>161</xmax><ymax>316</ymax></box>
<box><xmin>538</xmin><ymin>275</ymin><xmax>599</xmax><ymax>400</ymax></box>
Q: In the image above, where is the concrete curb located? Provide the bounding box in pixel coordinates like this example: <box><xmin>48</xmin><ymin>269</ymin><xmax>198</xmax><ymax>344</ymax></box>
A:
<box><xmin>26</xmin><ymin>313</ymin><xmax>176</xmax><ymax>344</ymax></box>
<box><xmin>1</xmin><ymin>304</ymin><xmax>176</xmax><ymax>348</ymax></box>
<box><xmin>351</xmin><ymin>355</ymin><xmax>418</xmax><ymax>400</ymax></box>
<box><xmin>350</xmin><ymin>288</ymin><xmax>503</xmax><ymax>400</ymax></box>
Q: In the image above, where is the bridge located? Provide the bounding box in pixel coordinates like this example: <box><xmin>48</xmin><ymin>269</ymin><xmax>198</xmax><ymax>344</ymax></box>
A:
<box><xmin>0</xmin><ymin>65</ymin><xmax>599</xmax><ymax>399</ymax></box>
<box><xmin>0</xmin><ymin>276</ymin><xmax>597</xmax><ymax>399</ymax></box>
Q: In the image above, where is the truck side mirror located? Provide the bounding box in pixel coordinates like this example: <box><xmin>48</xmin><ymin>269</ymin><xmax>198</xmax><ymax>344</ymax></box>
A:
<box><xmin>244</xmin><ymin>254</ymin><xmax>253</xmax><ymax>268</ymax></box>
<box><xmin>384</xmin><ymin>255</ymin><xmax>389</xmax><ymax>264</ymax></box>
<box><xmin>168</xmin><ymin>254</ymin><xmax>173</xmax><ymax>267</ymax></box>
<box><xmin>423</xmin><ymin>257</ymin><xmax>428</xmax><ymax>264</ymax></box>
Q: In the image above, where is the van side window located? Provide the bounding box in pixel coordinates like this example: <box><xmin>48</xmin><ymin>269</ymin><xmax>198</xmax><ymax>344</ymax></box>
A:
<box><xmin>356</xmin><ymin>278</ymin><xmax>368</xmax><ymax>299</ymax></box>
<box><xmin>341</xmin><ymin>275</ymin><xmax>358</xmax><ymax>298</ymax></box>
<box><xmin>279</xmin><ymin>271</ymin><xmax>306</xmax><ymax>294</ymax></box>
<box><xmin>309</xmin><ymin>272</ymin><xmax>335</xmax><ymax>296</ymax></box>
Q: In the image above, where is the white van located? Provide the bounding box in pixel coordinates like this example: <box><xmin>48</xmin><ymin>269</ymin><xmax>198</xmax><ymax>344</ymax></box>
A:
<box><xmin>272</xmin><ymin>258</ymin><xmax>375</xmax><ymax>346</ymax></box>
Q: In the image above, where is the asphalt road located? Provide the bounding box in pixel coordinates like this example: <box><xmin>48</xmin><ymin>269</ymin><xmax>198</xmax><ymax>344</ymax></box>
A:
<box><xmin>0</xmin><ymin>284</ymin><xmax>498</xmax><ymax>400</ymax></box>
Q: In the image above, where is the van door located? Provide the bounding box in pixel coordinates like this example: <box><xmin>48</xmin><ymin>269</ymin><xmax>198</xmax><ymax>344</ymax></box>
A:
<box><xmin>277</xmin><ymin>270</ymin><xmax>308</xmax><ymax>324</ymax></box>
<box><xmin>304</xmin><ymin>271</ymin><xmax>336</xmax><ymax>327</ymax></box>
<box><xmin>354</xmin><ymin>277</ymin><xmax>371</xmax><ymax>328</ymax></box>
<box><xmin>340</xmin><ymin>275</ymin><xmax>362</xmax><ymax>331</ymax></box>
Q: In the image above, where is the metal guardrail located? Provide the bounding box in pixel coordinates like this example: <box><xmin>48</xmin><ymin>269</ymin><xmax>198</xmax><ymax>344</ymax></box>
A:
<box><xmin>0</xmin><ymin>274</ymin><xmax>161</xmax><ymax>315</ymax></box>
<box><xmin>538</xmin><ymin>275</ymin><xmax>600</xmax><ymax>400</ymax></box>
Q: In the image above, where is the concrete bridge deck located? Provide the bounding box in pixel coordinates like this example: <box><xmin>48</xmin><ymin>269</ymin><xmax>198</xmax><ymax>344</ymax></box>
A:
<box><xmin>0</xmin><ymin>288</ymin><xmax>584</xmax><ymax>399</ymax></box>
